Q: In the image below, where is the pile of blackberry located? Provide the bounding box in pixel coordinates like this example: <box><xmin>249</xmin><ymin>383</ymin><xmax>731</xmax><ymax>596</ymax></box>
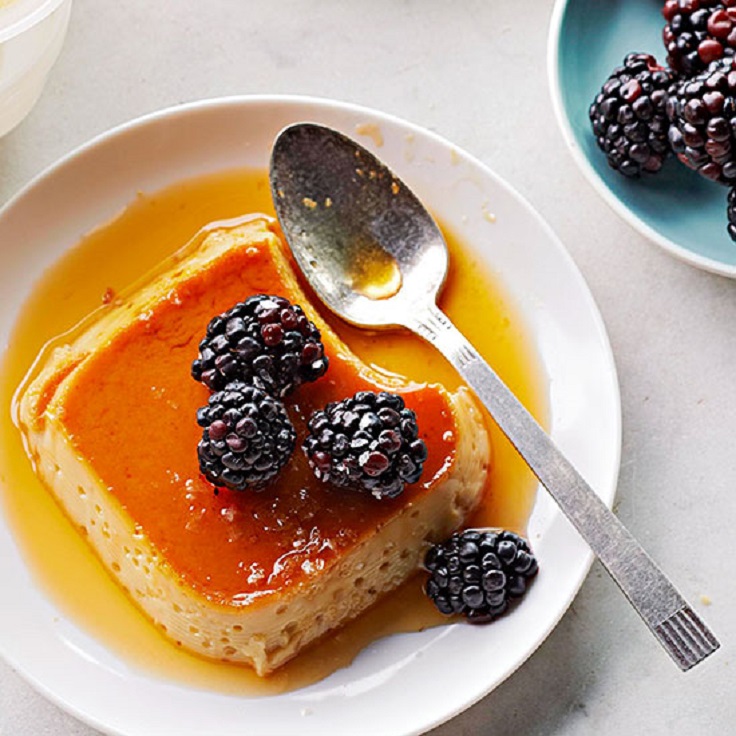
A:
<box><xmin>302</xmin><ymin>391</ymin><xmax>428</xmax><ymax>500</ymax></box>
<box><xmin>589</xmin><ymin>2</ymin><xmax>736</xmax><ymax>241</ymax></box>
<box><xmin>193</xmin><ymin>294</ymin><xmax>327</xmax><ymax>492</ymax></box>
<box><xmin>192</xmin><ymin>295</ymin><xmax>428</xmax><ymax>497</ymax></box>
<box><xmin>423</xmin><ymin>529</ymin><xmax>538</xmax><ymax>623</ymax></box>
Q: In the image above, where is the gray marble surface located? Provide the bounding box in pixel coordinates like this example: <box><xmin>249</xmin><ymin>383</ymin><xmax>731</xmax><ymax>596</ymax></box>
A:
<box><xmin>0</xmin><ymin>1</ymin><xmax>732</xmax><ymax>734</ymax></box>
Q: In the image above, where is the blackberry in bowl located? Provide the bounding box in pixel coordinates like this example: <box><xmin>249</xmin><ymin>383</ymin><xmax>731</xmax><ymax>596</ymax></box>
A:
<box><xmin>667</xmin><ymin>56</ymin><xmax>736</xmax><ymax>183</ymax></box>
<box><xmin>663</xmin><ymin>1</ymin><xmax>736</xmax><ymax>76</ymax></box>
<box><xmin>191</xmin><ymin>294</ymin><xmax>328</xmax><ymax>396</ymax></box>
<box><xmin>196</xmin><ymin>381</ymin><xmax>296</xmax><ymax>491</ymax></box>
<box><xmin>423</xmin><ymin>529</ymin><xmax>538</xmax><ymax>623</ymax></box>
<box><xmin>588</xmin><ymin>52</ymin><xmax>674</xmax><ymax>178</ymax></box>
<box><xmin>303</xmin><ymin>391</ymin><xmax>428</xmax><ymax>500</ymax></box>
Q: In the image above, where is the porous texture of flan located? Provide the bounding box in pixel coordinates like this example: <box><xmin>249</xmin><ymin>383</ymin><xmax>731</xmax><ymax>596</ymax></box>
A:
<box><xmin>14</xmin><ymin>216</ymin><xmax>490</xmax><ymax>675</ymax></box>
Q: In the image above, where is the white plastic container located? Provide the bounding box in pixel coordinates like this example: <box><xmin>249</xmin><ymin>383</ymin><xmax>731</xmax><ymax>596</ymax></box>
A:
<box><xmin>0</xmin><ymin>0</ymin><xmax>72</xmax><ymax>137</ymax></box>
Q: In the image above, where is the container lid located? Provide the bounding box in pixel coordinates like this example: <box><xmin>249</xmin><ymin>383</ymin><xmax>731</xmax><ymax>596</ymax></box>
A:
<box><xmin>0</xmin><ymin>0</ymin><xmax>68</xmax><ymax>44</ymax></box>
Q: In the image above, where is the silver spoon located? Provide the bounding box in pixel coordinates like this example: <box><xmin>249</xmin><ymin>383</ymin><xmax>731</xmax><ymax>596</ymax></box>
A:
<box><xmin>269</xmin><ymin>122</ymin><xmax>719</xmax><ymax>670</ymax></box>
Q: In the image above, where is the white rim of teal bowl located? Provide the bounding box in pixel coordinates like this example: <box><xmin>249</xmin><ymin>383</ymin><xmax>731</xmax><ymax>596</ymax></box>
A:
<box><xmin>547</xmin><ymin>0</ymin><xmax>736</xmax><ymax>279</ymax></box>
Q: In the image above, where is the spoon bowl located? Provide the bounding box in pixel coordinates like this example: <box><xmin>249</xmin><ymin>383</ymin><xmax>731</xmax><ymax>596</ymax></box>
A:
<box><xmin>270</xmin><ymin>123</ymin><xmax>448</xmax><ymax>329</ymax></box>
<box><xmin>270</xmin><ymin>122</ymin><xmax>719</xmax><ymax>671</ymax></box>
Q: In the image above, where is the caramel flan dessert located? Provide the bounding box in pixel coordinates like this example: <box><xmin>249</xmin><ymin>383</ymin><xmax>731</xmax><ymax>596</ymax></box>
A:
<box><xmin>13</xmin><ymin>215</ymin><xmax>490</xmax><ymax>676</ymax></box>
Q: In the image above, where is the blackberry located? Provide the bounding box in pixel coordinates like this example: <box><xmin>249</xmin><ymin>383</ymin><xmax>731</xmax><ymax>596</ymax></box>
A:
<box><xmin>424</xmin><ymin>529</ymin><xmax>538</xmax><ymax>623</ymax></box>
<box><xmin>663</xmin><ymin>1</ymin><xmax>736</xmax><ymax>76</ymax></box>
<box><xmin>727</xmin><ymin>187</ymin><xmax>736</xmax><ymax>239</ymax></box>
<box><xmin>191</xmin><ymin>294</ymin><xmax>328</xmax><ymax>396</ymax></box>
<box><xmin>196</xmin><ymin>381</ymin><xmax>296</xmax><ymax>491</ymax></box>
<box><xmin>589</xmin><ymin>53</ymin><xmax>674</xmax><ymax>178</ymax></box>
<box><xmin>303</xmin><ymin>391</ymin><xmax>428</xmax><ymax>500</ymax></box>
<box><xmin>666</xmin><ymin>57</ymin><xmax>736</xmax><ymax>183</ymax></box>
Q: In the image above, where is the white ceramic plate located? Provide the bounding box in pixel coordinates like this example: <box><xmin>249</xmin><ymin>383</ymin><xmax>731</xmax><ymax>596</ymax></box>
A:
<box><xmin>0</xmin><ymin>96</ymin><xmax>621</xmax><ymax>736</ymax></box>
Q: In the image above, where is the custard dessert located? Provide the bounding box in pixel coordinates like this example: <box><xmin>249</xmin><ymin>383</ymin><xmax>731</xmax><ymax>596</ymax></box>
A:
<box><xmin>14</xmin><ymin>215</ymin><xmax>490</xmax><ymax>675</ymax></box>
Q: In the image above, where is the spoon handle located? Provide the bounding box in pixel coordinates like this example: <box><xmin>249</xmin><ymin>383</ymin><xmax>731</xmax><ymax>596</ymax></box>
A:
<box><xmin>407</xmin><ymin>303</ymin><xmax>719</xmax><ymax>671</ymax></box>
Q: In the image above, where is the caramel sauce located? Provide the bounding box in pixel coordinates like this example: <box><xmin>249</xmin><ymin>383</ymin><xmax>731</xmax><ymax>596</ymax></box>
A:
<box><xmin>0</xmin><ymin>168</ymin><xmax>546</xmax><ymax>694</ymax></box>
<box><xmin>345</xmin><ymin>235</ymin><xmax>402</xmax><ymax>300</ymax></box>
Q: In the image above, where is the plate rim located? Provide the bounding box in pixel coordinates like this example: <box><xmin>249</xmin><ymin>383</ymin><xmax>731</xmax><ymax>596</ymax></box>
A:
<box><xmin>546</xmin><ymin>0</ymin><xmax>736</xmax><ymax>279</ymax></box>
<box><xmin>0</xmin><ymin>93</ymin><xmax>622</xmax><ymax>736</ymax></box>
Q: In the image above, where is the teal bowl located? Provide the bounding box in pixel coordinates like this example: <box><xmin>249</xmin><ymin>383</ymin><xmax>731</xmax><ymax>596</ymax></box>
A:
<box><xmin>548</xmin><ymin>0</ymin><xmax>736</xmax><ymax>277</ymax></box>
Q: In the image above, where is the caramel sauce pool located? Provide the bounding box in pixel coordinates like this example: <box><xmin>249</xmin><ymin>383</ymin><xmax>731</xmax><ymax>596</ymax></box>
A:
<box><xmin>345</xmin><ymin>234</ymin><xmax>403</xmax><ymax>300</ymax></box>
<box><xmin>0</xmin><ymin>168</ymin><xmax>546</xmax><ymax>694</ymax></box>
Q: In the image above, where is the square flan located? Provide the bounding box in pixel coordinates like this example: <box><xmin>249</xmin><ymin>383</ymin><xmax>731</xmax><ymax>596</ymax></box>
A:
<box><xmin>14</xmin><ymin>215</ymin><xmax>490</xmax><ymax>675</ymax></box>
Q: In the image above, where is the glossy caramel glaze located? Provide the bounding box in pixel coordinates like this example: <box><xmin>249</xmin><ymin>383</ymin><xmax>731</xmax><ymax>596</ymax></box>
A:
<box><xmin>56</xmin><ymin>222</ymin><xmax>458</xmax><ymax>604</ymax></box>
